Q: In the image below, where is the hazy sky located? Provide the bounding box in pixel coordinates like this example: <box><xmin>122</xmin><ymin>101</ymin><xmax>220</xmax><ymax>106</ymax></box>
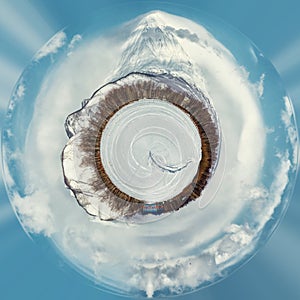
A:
<box><xmin>0</xmin><ymin>0</ymin><xmax>297</xmax><ymax>299</ymax></box>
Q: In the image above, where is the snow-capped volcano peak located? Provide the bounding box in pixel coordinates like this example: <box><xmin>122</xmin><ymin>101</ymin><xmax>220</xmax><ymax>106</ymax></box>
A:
<box><xmin>108</xmin><ymin>10</ymin><xmax>234</xmax><ymax>95</ymax></box>
<box><xmin>135</xmin><ymin>10</ymin><xmax>167</xmax><ymax>29</ymax></box>
<box><xmin>113</xmin><ymin>11</ymin><xmax>195</xmax><ymax>81</ymax></box>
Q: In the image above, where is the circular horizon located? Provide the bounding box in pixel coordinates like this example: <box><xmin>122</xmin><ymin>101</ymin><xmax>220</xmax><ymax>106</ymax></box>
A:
<box><xmin>1</xmin><ymin>8</ymin><xmax>298</xmax><ymax>299</ymax></box>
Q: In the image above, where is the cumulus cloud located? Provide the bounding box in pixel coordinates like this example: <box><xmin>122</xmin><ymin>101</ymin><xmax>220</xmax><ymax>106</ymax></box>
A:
<box><xmin>256</xmin><ymin>73</ymin><xmax>265</xmax><ymax>98</ymax></box>
<box><xmin>213</xmin><ymin>223</ymin><xmax>254</xmax><ymax>265</ymax></box>
<box><xmin>12</xmin><ymin>191</ymin><xmax>55</xmax><ymax>237</ymax></box>
<box><xmin>4</xmin><ymin>10</ymin><xmax>297</xmax><ymax>297</ymax></box>
<box><xmin>252</xmin><ymin>151</ymin><xmax>292</xmax><ymax>234</ymax></box>
<box><xmin>15</xmin><ymin>82</ymin><xmax>26</xmax><ymax>98</ymax></box>
<box><xmin>281</xmin><ymin>96</ymin><xmax>299</xmax><ymax>169</ymax></box>
<box><xmin>165</xmin><ymin>26</ymin><xmax>200</xmax><ymax>43</ymax></box>
<box><xmin>67</xmin><ymin>34</ymin><xmax>82</xmax><ymax>56</ymax></box>
<box><xmin>34</xmin><ymin>31</ymin><xmax>66</xmax><ymax>60</ymax></box>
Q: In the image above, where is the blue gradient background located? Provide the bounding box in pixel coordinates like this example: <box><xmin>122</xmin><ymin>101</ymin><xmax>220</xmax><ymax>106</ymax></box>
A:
<box><xmin>0</xmin><ymin>1</ymin><xmax>299</xmax><ymax>299</ymax></box>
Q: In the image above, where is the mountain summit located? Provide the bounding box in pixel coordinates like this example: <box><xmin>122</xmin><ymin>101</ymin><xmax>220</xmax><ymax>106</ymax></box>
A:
<box><xmin>114</xmin><ymin>11</ymin><xmax>196</xmax><ymax>82</ymax></box>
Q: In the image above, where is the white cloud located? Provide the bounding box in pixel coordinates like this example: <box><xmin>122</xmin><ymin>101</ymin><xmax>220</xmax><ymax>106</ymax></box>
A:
<box><xmin>34</xmin><ymin>31</ymin><xmax>67</xmax><ymax>60</ymax></box>
<box><xmin>16</xmin><ymin>82</ymin><xmax>26</xmax><ymax>99</ymax></box>
<box><xmin>281</xmin><ymin>96</ymin><xmax>299</xmax><ymax>169</ymax></box>
<box><xmin>12</xmin><ymin>191</ymin><xmax>55</xmax><ymax>237</ymax></box>
<box><xmin>256</xmin><ymin>73</ymin><xmax>265</xmax><ymax>98</ymax></box>
<box><xmin>67</xmin><ymin>34</ymin><xmax>82</xmax><ymax>56</ymax></box>
<box><xmin>213</xmin><ymin>223</ymin><xmax>253</xmax><ymax>265</ymax></box>
<box><xmin>4</xmin><ymin>11</ymin><xmax>293</xmax><ymax>297</ymax></box>
<box><xmin>256</xmin><ymin>151</ymin><xmax>291</xmax><ymax>232</ymax></box>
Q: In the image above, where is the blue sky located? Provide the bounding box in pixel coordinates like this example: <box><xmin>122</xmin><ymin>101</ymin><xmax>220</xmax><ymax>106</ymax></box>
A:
<box><xmin>0</xmin><ymin>0</ymin><xmax>300</xmax><ymax>299</ymax></box>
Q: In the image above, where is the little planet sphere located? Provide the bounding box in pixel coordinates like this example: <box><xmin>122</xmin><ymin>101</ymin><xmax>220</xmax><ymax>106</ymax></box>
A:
<box><xmin>2</xmin><ymin>10</ymin><xmax>298</xmax><ymax>298</ymax></box>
